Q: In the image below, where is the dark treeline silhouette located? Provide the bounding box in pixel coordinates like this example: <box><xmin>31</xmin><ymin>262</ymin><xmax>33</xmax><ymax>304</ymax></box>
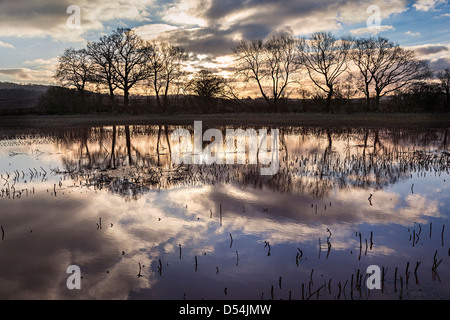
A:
<box><xmin>36</xmin><ymin>28</ymin><xmax>450</xmax><ymax>114</ymax></box>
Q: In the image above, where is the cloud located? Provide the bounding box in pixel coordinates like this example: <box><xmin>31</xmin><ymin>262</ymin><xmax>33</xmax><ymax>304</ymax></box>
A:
<box><xmin>136</xmin><ymin>25</ymin><xmax>238</xmax><ymax>56</ymax></box>
<box><xmin>0</xmin><ymin>68</ymin><xmax>33</xmax><ymax>80</ymax></box>
<box><xmin>0</xmin><ymin>41</ymin><xmax>14</xmax><ymax>49</ymax></box>
<box><xmin>162</xmin><ymin>0</ymin><xmax>208</xmax><ymax>26</ymax></box>
<box><xmin>23</xmin><ymin>57</ymin><xmax>59</xmax><ymax>66</ymax></box>
<box><xmin>141</xmin><ymin>0</ymin><xmax>407</xmax><ymax>58</ymax></box>
<box><xmin>350</xmin><ymin>25</ymin><xmax>395</xmax><ymax>35</ymax></box>
<box><xmin>428</xmin><ymin>57</ymin><xmax>450</xmax><ymax>70</ymax></box>
<box><xmin>133</xmin><ymin>24</ymin><xmax>179</xmax><ymax>39</ymax></box>
<box><xmin>0</xmin><ymin>0</ymin><xmax>153</xmax><ymax>42</ymax></box>
<box><xmin>413</xmin><ymin>44</ymin><xmax>449</xmax><ymax>55</ymax></box>
<box><xmin>0</xmin><ymin>0</ymin><xmax>409</xmax><ymax>57</ymax></box>
<box><xmin>413</xmin><ymin>0</ymin><xmax>447</xmax><ymax>11</ymax></box>
<box><xmin>0</xmin><ymin>67</ymin><xmax>54</xmax><ymax>83</ymax></box>
<box><xmin>406</xmin><ymin>30</ymin><xmax>420</xmax><ymax>36</ymax></box>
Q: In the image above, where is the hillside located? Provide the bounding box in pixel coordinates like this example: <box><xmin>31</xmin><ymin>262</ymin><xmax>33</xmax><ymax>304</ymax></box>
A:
<box><xmin>0</xmin><ymin>82</ymin><xmax>50</xmax><ymax>114</ymax></box>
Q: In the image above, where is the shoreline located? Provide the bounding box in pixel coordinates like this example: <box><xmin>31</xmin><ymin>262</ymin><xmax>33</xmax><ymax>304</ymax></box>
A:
<box><xmin>0</xmin><ymin>112</ymin><xmax>449</xmax><ymax>130</ymax></box>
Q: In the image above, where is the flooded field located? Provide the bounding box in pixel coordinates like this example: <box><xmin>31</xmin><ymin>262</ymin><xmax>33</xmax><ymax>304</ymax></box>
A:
<box><xmin>0</xmin><ymin>124</ymin><xmax>449</xmax><ymax>300</ymax></box>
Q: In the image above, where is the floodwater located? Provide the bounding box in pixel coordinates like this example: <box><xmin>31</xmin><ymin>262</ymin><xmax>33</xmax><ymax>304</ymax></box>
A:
<box><xmin>0</xmin><ymin>124</ymin><xmax>449</xmax><ymax>300</ymax></box>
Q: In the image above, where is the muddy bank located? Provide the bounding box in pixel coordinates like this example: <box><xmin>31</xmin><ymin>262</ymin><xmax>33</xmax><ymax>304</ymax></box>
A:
<box><xmin>0</xmin><ymin>113</ymin><xmax>448</xmax><ymax>132</ymax></box>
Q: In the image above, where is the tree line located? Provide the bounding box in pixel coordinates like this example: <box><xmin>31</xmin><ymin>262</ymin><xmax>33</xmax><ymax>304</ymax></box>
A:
<box><xmin>47</xmin><ymin>27</ymin><xmax>449</xmax><ymax>114</ymax></box>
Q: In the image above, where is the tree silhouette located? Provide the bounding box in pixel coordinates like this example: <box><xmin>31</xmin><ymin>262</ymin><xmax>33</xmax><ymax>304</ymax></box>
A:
<box><xmin>145</xmin><ymin>41</ymin><xmax>187</xmax><ymax>113</ymax></box>
<box><xmin>86</xmin><ymin>33</ymin><xmax>120</xmax><ymax>110</ymax></box>
<box><xmin>233</xmin><ymin>34</ymin><xmax>300</xmax><ymax>112</ymax></box>
<box><xmin>55</xmin><ymin>48</ymin><xmax>92</xmax><ymax>93</ymax></box>
<box><xmin>437</xmin><ymin>68</ymin><xmax>450</xmax><ymax>110</ymax></box>
<box><xmin>188</xmin><ymin>70</ymin><xmax>227</xmax><ymax>99</ymax></box>
<box><xmin>299</xmin><ymin>32</ymin><xmax>351</xmax><ymax>113</ymax></box>
<box><xmin>369</xmin><ymin>45</ymin><xmax>430</xmax><ymax>111</ymax></box>
<box><xmin>110</xmin><ymin>28</ymin><xmax>148</xmax><ymax>112</ymax></box>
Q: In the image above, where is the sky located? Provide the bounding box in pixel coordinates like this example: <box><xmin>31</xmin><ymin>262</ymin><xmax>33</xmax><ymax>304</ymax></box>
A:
<box><xmin>0</xmin><ymin>0</ymin><xmax>449</xmax><ymax>85</ymax></box>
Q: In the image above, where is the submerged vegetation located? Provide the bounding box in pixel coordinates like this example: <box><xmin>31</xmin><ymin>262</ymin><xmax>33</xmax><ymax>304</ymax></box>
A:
<box><xmin>0</xmin><ymin>124</ymin><xmax>449</xmax><ymax>299</ymax></box>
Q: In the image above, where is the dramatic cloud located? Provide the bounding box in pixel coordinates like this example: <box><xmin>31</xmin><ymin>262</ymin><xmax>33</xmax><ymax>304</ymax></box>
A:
<box><xmin>162</xmin><ymin>0</ymin><xmax>407</xmax><ymax>34</ymax></box>
<box><xmin>0</xmin><ymin>0</ymin><xmax>448</xmax><ymax>85</ymax></box>
<box><xmin>0</xmin><ymin>0</ymin><xmax>409</xmax><ymax>50</ymax></box>
<box><xmin>0</xmin><ymin>0</ymin><xmax>153</xmax><ymax>42</ymax></box>
<box><xmin>146</xmin><ymin>0</ymin><xmax>408</xmax><ymax>56</ymax></box>
<box><xmin>405</xmin><ymin>43</ymin><xmax>450</xmax><ymax>71</ymax></box>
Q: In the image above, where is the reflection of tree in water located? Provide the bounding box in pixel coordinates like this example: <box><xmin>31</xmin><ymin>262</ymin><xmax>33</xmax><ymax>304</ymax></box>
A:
<box><xmin>51</xmin><ymin>125</ymin><xmax>449</xmax><ymax>200</ymax></box>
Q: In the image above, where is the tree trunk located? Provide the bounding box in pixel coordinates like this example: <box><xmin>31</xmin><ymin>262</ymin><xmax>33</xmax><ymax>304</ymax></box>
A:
<box><xmin>109</xmin><ymin>90</ymin><xmax>115</xmax><ymax>113</ymax></box>
<box><xmin>442</xmin><ymin>129</ymin><xmax>448</xmax><ymax>150</ymax></box>
<box><xmin>164</xmin><ymin>82</ymin><xmax>170</xmax><ymax>114</ymax></box>
<box><xmin>125</xmin><ymin>125</ymin><xmax>132</xmax><ymax>166</ymax></box>
<box><xmin>123</xmin><ymin>89</ymin><xmax>129</xmax><ymax>113</ymax></box>
<box><xmin>446</xmin><ymin>89</ymin><xmax>449</xmax><ymax>111</ymax></box>
<box><xmin>325</xmin><ymin>90</ymin><xmax>333</xmax><ymax>113</ymax></box>
<box><xmin>79</xmin><ymin>90</ymin><xmax>86</xmax><ymax>114</ymax></box>
<box><xmin>373</xmin><ymin>129</ymin><xmax>379</xmax><ymax>154</ymax></box>
<box><xmin>110</xmin><ymin>125</ymin><xmax>116</xmax><ymax>169</ymax></box>
<box><xmin>164</xmin><ymin>125</ymin><xmax>172</xmax><ymax>167</ymax></box>
<box><xmin>365</xmin><ymin>83</ymin><xmax>370</xmax><ymax>112</ymax></box>
<box><xmin>272</xmin><ymin>99</ymin><xmax>278</xmax><ymax>113</ymax></box>
<box><xmin>154</xmin><ymin>74</ymin><xmax>162</xmax><ymax>113</ymax></box>
<box><xmin>375</xmin><ymin>90</ymin><xmax>381</xmax><ymax>112</ymax></box>
<box><xmin>155</xmin><ymin>91</ymin><xmax>161</xmax><ymax>113</ymax></box>
<box><xmin>363</xmin><ymin>129</ymin><xmax>369</xmax><ymax>157</ymax></box>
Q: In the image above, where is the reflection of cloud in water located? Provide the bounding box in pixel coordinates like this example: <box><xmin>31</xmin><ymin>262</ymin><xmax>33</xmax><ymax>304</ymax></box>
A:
<box><xmin>0</xmin><ymin>195</ymin><xmax>143</xmax><ymax>299</ymax></box>
<box><xmin>0</xmin><ymin>126</ymin><xmax>449</xmax><ymax>299</ymax></box>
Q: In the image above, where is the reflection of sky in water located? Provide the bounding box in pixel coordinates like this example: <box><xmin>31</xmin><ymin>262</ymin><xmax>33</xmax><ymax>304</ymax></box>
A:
<box><xmin>0</xmin><ymin>127</ymin><xmax>449</xmax><ymax>300</ymax></box>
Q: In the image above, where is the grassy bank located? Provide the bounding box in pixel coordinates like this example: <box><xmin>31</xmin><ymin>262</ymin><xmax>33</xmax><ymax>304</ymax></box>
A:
<box><xmin>0</xmin><ymin>112</ymin><xmax>448</xmax><ymax>130</ymax></box>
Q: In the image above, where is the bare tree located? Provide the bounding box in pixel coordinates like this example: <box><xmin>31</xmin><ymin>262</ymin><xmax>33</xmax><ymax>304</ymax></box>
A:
<box><xmin>188</xmin><ymin>70</ymin><xmax>227</xmax><ymax>99</ymax></box>
<box><xmin>86</xmin><ymin>33</ymin><xmax>120</xmax><ymax>110</ymax></box>
<box><xmin>145</xmin><ymin>41</ymin><xmax>164</xmax><ymax>109</ymax></box>
<box><xmin>370</xmin><ymin>46</ymin><xmax>431</xmax><ymax>110</ymax></box>
<box><xmin>146</xmin><ymin>41</ymin><xmax>187</xmax><ymax>112</ymax></box>
<box><xmin>436</xmin><ymin>68</ymin><xmax>450</xmax><ymax>110</ymax></box>
<box><xmin>299</xmin><ymin>32</ymin><xmax>351</xmax><ymax>112</ymax></box>
<box><xmin>233</xmin><ymin>34</ymin><xmax>300</xmax><ymax>112</ymax></box>
<box><xmin>264</xmin><ymin>35</ymin><xmax>300</xmax><ymax>111</ymax></box>
<box><xmin>111</xmin><ymin>28</ymin><xmax>148</xmax><ymax>112</ymax></box>
<box><xmin>351</xmin><ymin>36</ymin><xmax>385</xmax><ymax>111</ymax></box>
<box><xmin>55</xmin><ymin>48</ymin><xmax>92</xmax><ymax>92</ymax></box>
<box><xmin>233</xmin><ymin>40</ymin><xmax>267</xmax><ymax>103</ymax></box>
<box><xmin>160</xmin><ymin>43</ymin><xmax>187</xmax><ymax>109</ymax></box>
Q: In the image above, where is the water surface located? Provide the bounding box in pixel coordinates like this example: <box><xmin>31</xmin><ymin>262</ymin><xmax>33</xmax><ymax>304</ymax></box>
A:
<box><xmin>0</xmin><ymin>125</ymin><xmax>449</xmax><ymax>300</ymax></box>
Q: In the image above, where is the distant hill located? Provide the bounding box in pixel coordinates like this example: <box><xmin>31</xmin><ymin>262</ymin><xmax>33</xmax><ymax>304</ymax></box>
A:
<box><xmin>0</xmin><ymin>82</ymin><xmax>50</xmax><ymax>114</ymax></box>
<box><xmin>0</xmin><ymin>82</ymin><xmax>49</xmax><ymax>92</ymax></box>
